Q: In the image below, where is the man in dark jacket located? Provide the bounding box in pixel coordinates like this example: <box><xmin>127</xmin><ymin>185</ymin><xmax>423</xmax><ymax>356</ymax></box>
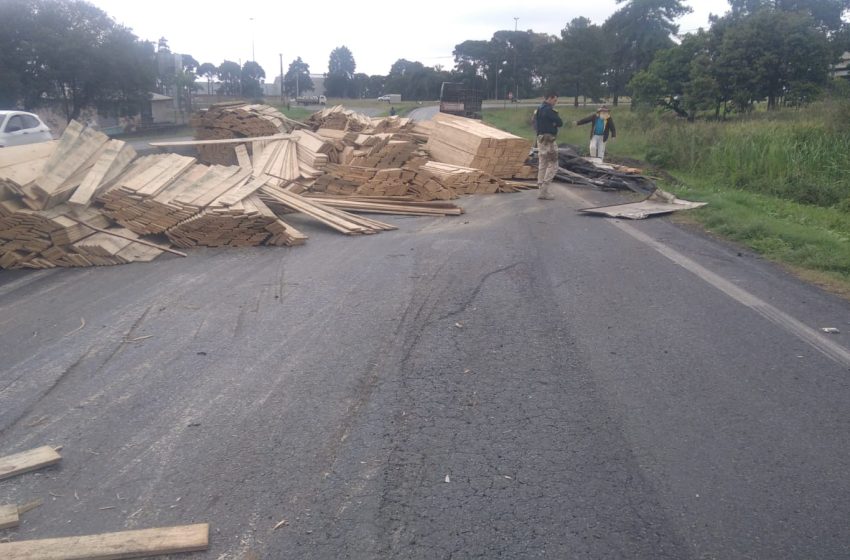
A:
<box><xmin>534</xmin><ymin>92</ymin><xmax>563</xmax><ymax>200</ymax></box>
<box><xmin>575</xmin><ymin>105</ymin><xmax>616</xmax><ymax>161</ymax></box>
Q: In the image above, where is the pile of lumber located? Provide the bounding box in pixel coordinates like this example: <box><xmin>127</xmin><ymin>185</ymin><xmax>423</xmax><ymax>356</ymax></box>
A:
<box><xmin>426</xmin><ymin>113</ymin><xmax>531</xmax><ymax>178</ymax></box>
<box><xmin>309</xmin><ymin>164</ymin><xmax>378</xmax><ymax>196</ymax></box>
<box><xmin>307</xmin><ymin>164</ymin><xmax>456</xmax><ymax>201</ymax></box>
<box><xmin>1</xmin><ymin>119</ymin><xmax>422</xmax><ymax>270</ymax></box>
<box><xmin>166</xmin><ymin>192</ymin><xmax>305</xmax><ymax>248</ymax></box>
<box><xmin>420</xmin><ymin>161</ymin><xmax>509</xmax><ymax>195</ymax></box>
<box><xmin>3</xmin><ymin>122</ymin><xmax>138</xmax><ymax>211</ymax></box>
<box><xmin>356</xmin><ymin>167</ymin><xmax>457</xmax><ymax>201</ymax></box>
<box><xmin>369</xmin><ymin>115</ymin><xmax>416</xmax><ymax>134</ymax></box>
<box><xmin>190</xmin><ymin>103</ymin><xmax>306</xmax><ymax>165</ymax></box>
<box><xmin>305</xmin><ymin>105</ymin><xmax>374</xmax><ymax>132</ymax></box>
<box><xmin>344</xmin><ymin>134</ymin><xmax>418</xmax><ymax>169</ymax></box>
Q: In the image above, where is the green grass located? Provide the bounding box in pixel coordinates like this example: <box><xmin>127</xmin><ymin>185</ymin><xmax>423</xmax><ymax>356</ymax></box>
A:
<box><xmin>483</xmin><ymin>102</ymin><xmax>850</xmax><ymax>294</ymax></box>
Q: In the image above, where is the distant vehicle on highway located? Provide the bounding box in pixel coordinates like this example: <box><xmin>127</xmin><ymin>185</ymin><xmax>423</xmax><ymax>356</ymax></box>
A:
<box><xmin>0</xmin><ymin>111</ymin><xmax>53</xmax><ymax>147</ymax></box>
<box><xmin>296</xmin><ymin>95</ymin><xmax>327</xmax><ymax>106</ymax></box>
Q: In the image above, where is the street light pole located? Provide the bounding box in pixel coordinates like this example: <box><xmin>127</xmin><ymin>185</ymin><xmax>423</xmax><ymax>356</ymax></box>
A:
<box><xmin>513</xmin><ymin>17</ymin><xmax>519</xmax><ymax>103</ymax></box>
<box><xmin>249</xmin><ymin>18</ymin><xmax>255</xmax><ymax>62</ymax></box>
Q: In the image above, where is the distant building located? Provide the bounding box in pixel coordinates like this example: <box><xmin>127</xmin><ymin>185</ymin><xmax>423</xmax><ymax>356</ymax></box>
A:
<box><xmin>831</xmin><ymin>52</ymin><xmax>850</xmax><ymax>80</ymax></box>
<box><xmin>263</xmin><ymin>74</ymin><xmax>325</xmax><ymax>99</ymax></box>
<box><xmin>149</xmin><ymin>93</ymin><xmax>178</xmax><ymax>124</ymax></box>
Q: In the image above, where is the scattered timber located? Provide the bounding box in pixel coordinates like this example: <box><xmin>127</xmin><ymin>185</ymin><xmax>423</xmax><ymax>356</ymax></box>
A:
<box><xmin>0</xmin><ymin>523</ymin><xmax>209</xmax><ymax>560</ymax></box>
<box><xmin>0</xmin><ymin>446</ymin><xmax>62</xmax><ymax>481</ymax></box>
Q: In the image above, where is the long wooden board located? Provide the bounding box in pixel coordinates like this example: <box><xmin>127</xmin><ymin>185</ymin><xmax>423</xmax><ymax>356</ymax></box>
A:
<box><xmin>150</xmin><ymin>134</ymin><xmax>291</xmax><ymax>147</ymax></box>
<box><xmin>0</xmin><ymin>523</ymin><xmax>209</xmax><ymax>560</ymax></box>
<box><xmin>0</xmin><ymin>504</ymin><xmax>19</xmax><ymax>529</ymax></box>
<box><xmin>0</xmin><ymin>446</ymin><xmax>62</xmax><ymax>480</ymax></box>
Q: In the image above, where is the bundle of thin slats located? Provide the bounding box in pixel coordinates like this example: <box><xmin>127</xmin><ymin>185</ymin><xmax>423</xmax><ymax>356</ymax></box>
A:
<box><xmin>0</xmin><ymin>204</ymin><xmax>110</xmax><ymax>269</ymax></box>
<box><xmin>20</xmin><ymin>121</ymin><xmax>112</xmax><ymax>210</ymax></box>
<box><xmin>344</xmin><ymin>134</ymin><xmax>418</xmax><ymax>169</ymax></box>
<box><xmin>259</xmin><ymin>183</ymin><xmax>396</xmax><ymax>235</ymax></box>
<box><xmin>513</xmin><ymin>164</ymin><xmax>538</xmax><ymax>180</ymax></box>
<box><xmin>355</xmin><ymin>167</ymin><xmax>457</xmax><ymax>201</ymax></box>
<box><xmin>310</xmin><ymin>164</ymin><xmax>378</xmax><ymax>196</ymax></box>
<box><xmin>251</xmin><ymin>139</ymin><xmax>301</xmax><ymax>182</ymax></box>
<box><xmin>369</xmin><ymin>115</ymin><xmax>415</xmax><ymax>133</ymax></box>
<box><xmin>0</xmin><ymin>141</ymin><xmax>58</xmax><ymax>199</ymax></box>
<box><xmin>97</xmin><ymin>153</ymin><xmax>199</xmax><ymax>233</ymax></box>
<box><xmin>425</xmin><ymin>113</ymin><xmax>531</xmax><ymax>178</ymax></box>
<box><xmin>166</xmin><ymin>193</ymin><xmax>303</xmax><ymax>248</ymax></box>
<box><xmin>70</xmin><ymin>227</ymin><xmax>164</xmax><ymax>266</ymax></box>
<box><xmin>421</xmin><ymin>161</ymin><xmax>507</xmax><ymax>195</ymax></box>
<box><xmin>306</xmin><ymin>106</ymin><xmax>373</xmax><ymax>132</ymax></box>
<box><xmin>291</xmin><ymin>130</ymin><xmax>332</xmax><ymax>177</ymax></box>
<box><xmin>190</xmin><ymin>103</ymin><xmax>306</xmax><ymax>165</ymax></box>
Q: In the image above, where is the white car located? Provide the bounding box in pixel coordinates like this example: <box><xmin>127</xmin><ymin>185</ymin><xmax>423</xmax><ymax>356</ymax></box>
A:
<box><xmin>377</xmin><ymin>95</ymin><xmax>391</xmax><ymax>102</ymax></box>
<box><xmin>0</xmin><ymin>111</ymin><xmax>53</xmax><ymax>148</ymax></box>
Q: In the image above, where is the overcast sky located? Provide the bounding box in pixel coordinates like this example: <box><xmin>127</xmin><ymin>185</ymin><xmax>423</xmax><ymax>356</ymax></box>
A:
<box><xmin>89</xmin><ymin>0</ymin><xmax>731</xmax><ymax>78</ymax></box>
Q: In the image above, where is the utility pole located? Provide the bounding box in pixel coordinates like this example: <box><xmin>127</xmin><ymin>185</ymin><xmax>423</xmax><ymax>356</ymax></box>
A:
<box><xmin>513</xmin><ymin>17</ymin><xmax>519</xmax><ymax>103</ymax></box>
<box><xmin>279</xmin><ymin>53</ymin><xmax>284</xmax><ymax>103</ymax></box>
<box><xmin>249</xmin><ymin>18</ymin><xmax>255</xmax><ymax>62</ymax></box>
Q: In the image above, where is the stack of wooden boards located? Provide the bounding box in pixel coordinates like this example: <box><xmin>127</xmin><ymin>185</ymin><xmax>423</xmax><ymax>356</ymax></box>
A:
<box><xmin>425</xmin><ymin>112</ymin><xmax>530</xmax><ymax>178</ymax></box>
<box><xmin>189</xmin><ymin>102</ymin><xmax>307</xmax><ymax>165</ymax></box>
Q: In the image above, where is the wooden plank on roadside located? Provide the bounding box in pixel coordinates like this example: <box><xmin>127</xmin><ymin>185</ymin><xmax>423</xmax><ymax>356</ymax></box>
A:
<box><xmin>0</xmin><ymin>446</ymin><xmax>62</xmax><ymax>481</ymax></box>
<box><xmin>0</xmin><ymin>523</ymin><xmax>209</xmax><ymax>560</ymax></box>
<box><xmin>0</xmin><ymin>504</ymin><xmax>19</xmax><ymax>529</ymax></box>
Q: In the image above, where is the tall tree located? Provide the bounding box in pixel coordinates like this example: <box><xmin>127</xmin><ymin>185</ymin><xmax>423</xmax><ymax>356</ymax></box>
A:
<box><xmin>603</xmin><ymin>0</ymin><xmax>692</xmax><ymax>104</ymax></box>
<box><xmin>241</xmin><ymin>60</ymin><xmax>265</xmax><ymax>98</ymax></box>
<box><xmin>284</xmin><ymin>57</ymin><xmax>313</xmax><ymax>97</ymax></box>
<box><xmin>326</xmin><ymin>46</ymin><xmax>356</xmax><ymax>97</ymax></box>
<box><xmin>715</xmin><ymin>8</ymin><xmax>832</xmax><ymax>109</ymax></box>
<box><xmin>629</xmin><ymin>31</ymin><xmax>719</xmax><ymax>118</ymax></box>
<box><xmin>554</xmin><ymin>18</ymin><xmax>609</xmax><ymax>106</ymax></box>
<box><xmin>198</xmin><ymin>62</ymin><xmax>217</xmax><ymax>95</ymax></box>
<box><xmin>0</xmin><ymin>0</ymin><xmax>156</xmax><ymax>120</ymax></box>
<box><xmin>218</xmin><ymin>60</ymin><xmax>241</xmax><ymax>95</ymax></box>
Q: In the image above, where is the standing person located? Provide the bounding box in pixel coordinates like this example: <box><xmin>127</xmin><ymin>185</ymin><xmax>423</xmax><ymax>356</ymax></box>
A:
<box><xmin>575</xmin><ymin>105</ymin><xmax>616</xmax><ymax>161</ymax></box>
<box><xmin>535</xmin><ymin>92</ymin><xmax>563</xmax><ymax>200</ymax></box>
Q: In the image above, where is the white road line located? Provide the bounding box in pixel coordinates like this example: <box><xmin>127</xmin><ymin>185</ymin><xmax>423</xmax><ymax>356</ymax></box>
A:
<box><xmin>562</xmin><ymin>188</ymin><xmax>850</xmax><ymax>369</ymax></box>
<box><xmin>0</xmin><ymin>269</ymin><xmax>58</xmax><ymax>298</ymax></box>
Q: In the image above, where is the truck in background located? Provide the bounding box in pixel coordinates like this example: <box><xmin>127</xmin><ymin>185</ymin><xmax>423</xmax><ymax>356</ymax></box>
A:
<box><xmin>439</xmin><ymin>83</ymin><xmax>482</xmax><ymax>119</ymax></box>
<box><xmin>377</xmin><ymin>94</ymin><xmax>402</xmax><ymax>103</ymax></box>
<box><xmin>296</xmin><ymin>95</ymin><xmax>327</xmax><ymax>106</ymax></box>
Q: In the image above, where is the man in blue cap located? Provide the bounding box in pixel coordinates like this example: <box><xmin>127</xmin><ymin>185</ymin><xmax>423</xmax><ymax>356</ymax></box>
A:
<box><xmin>575</xmin><ymin>105</ymin><xmax>616</xmax><ymax>161</ymax></box>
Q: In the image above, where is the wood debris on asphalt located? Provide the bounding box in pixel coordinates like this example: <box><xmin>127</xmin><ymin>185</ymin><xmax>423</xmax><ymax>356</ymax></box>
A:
<box><xmin>0</xmin><ymin>106</ymin><xmax>549</xmax><ymax>270</ymax></box>
<box><xmin>0</xmin><ymin>446</ymin><xmax>62</xmax><ymax>481</ymax></box>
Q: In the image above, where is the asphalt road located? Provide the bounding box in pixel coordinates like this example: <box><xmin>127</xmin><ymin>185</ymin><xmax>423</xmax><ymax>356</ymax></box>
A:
<box><xmin>2</xmin><ymin>184</ymin><xmax>850</xmax><ymax>559</ymax></box>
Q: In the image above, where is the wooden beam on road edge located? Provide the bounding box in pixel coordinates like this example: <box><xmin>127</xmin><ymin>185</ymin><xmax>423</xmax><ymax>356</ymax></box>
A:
<box><xmin>0</xmin><ymin>446</ymin><xmax>62</xmax><ymax>481</ymax></box>
<box><xmin>0</xmin><ymin>523</ymin><xmax>209</xmax><ymax>559</ymax></box>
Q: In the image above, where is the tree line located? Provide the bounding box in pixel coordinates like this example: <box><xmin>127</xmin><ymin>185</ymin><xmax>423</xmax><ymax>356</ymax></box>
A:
<box><xmin>1</xmin><ymin>0</ymin><xmax>848</xmax><ymax>122</ymax></box>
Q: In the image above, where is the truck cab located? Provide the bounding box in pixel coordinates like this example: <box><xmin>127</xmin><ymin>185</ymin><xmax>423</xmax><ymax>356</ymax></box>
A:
<box><xmin>439</xmin><ymin>83</ymin><xmax>482</xmax><ymax>119</ymax></box>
